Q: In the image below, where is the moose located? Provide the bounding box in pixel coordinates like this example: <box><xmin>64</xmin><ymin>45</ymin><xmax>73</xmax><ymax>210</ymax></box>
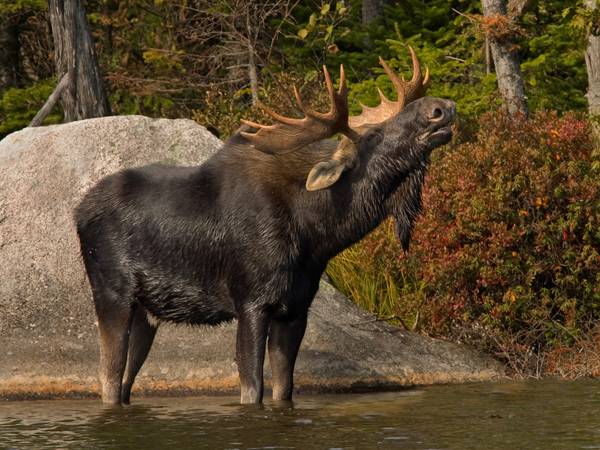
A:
<box><xmin>75</xmin><ymin>48</ymin><xmax>456</xmax><ymax>405</ymax></box>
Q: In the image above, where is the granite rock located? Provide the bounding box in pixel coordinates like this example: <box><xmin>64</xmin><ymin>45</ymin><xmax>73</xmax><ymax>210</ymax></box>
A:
<box><xmin>0</xmin><ymin>116</ymin><xmax>502</xmax><ymax>400</ymax></box>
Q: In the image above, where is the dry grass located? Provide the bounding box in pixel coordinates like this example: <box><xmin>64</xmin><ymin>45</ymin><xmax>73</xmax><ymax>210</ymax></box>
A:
<box><xmin>326</xmin><ymin>220</ymin><xmax>425</xmax><ymax>332</ymax></box>
<box><xmin>545</xmin><ymin>328</ymin><xmax>600</xmax><ymax>379</ymax></box>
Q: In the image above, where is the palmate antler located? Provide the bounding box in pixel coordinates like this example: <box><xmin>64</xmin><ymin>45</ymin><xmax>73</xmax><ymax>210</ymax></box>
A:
<box><xmin>240</xmin><ymin>47</ymin><xmax>431</xmax><ymax>190</ymax></box>
<box><xmin>349</xmin><ymin>46</ymin><xmax>430</xmax><ymax>129</ymax></box>
<box><xmin>240</xmin><ymin>65</ymin><xmax>359</xmax><ymax>154</ymax></box>
<box><xmin>241</xmin><ymin>46</ymin><xmax>430</xmax><ymax>152</ymax></box>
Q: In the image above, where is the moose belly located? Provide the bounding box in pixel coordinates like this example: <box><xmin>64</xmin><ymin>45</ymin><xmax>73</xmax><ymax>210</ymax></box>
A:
<box><xmin>134</xmin><ymin>272</ymin><xmax>235</xmax><ymax>326</ymax></box>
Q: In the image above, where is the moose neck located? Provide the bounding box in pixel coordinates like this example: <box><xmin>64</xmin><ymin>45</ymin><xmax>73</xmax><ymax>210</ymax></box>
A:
<box><xmin>298</xmin><ymin>148</ymin><xmax>428</xmax><ymax>264</ymax></box>
<box><xmin>218</xmin><ymin>135</ymin><xmax>428</xmax><ymax>268</ymax></box>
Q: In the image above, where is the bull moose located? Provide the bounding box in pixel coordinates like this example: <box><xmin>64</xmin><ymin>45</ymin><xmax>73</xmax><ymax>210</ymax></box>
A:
<box><xmin>75</xmin><ymin>48</ymin><xmax>456</xmax><ymax>405</ymax></box>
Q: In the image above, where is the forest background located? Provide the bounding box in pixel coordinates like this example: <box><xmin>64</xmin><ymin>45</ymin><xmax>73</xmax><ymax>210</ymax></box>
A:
<box><xmin>1</xmin><ymin>0</ymin><xmax>599</xmax><ymax>378</ymax></box>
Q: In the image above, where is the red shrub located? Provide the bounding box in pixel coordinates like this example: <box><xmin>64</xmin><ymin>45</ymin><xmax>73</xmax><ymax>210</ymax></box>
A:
<box><xmin>330</xmin><ymin>110</ymin><xmax>600</xmax><ymax>375</ymax></box>
<box><xmin>410</xmin><ymin>111</ymin><xmax>599</xmax><ymax>358</ymax></box>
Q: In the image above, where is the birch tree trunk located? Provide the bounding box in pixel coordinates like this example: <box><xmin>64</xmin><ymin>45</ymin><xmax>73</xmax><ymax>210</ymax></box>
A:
<box><xmin>48</xmin><ymin>0</ymin><xmax>110</xmax><ymax>121</ymax></box>
<box><xmin>584</xmin><ymin>0</ymin><xmax>600</xmax><ymax>140</ymax></box>
<box><xmin>247</xmin><ymin>43</ymin><xmax>259</xmax><ymax>106</ymax></box>
<box><xmin>481</xmin><ymin>0</ymin><xmax>528</xmax><ymax>116</ymax></box>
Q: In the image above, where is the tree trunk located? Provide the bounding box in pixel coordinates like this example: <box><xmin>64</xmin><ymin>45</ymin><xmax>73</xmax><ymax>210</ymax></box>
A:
<box><xmin>584</xmin><ymin>0</ymin><xmax>600</xmax><ymax>136</ymax></box>
<box><xmin>48</xmin><ymin>0</ymin><xmax>110</xmax><ymax>121</ymax></box>
<box><xmin>481</xmin><ymin>0</ymin><xmax>528</xmax><ymax>116</ymax></box>
<box><xmin>247</xmin><ymin>43</ymin><xmax>259</xmax><ymax>106</ymax></box>
<box><xmin>0</xmin><ymin>16</ymin><xmax>20</xmax><ymax>91</ymax></box>
<box><xmin>362</xmin><ymin>0</ymin><xmax>383</xmax><ymax>25</ymax></box>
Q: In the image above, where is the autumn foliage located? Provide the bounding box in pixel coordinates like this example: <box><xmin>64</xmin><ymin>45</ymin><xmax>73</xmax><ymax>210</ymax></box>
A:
<box><xmin>328</xmin><ymin>111</ymin><xmax>600</xmax><ymax>375</ymax></box>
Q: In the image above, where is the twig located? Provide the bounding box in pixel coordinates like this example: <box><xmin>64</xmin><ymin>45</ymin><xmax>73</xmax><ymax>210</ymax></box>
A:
<box><xmin>348</xmin><ymin>314</ymin><xmax>400</xmax><ymax>328</ymax></box>
<box><xmin>444</xmin><ymin>55</ymin><xmax>466</xmax><ymax>63</ymax></box>
<box><xmin>348</xmin><ymin>313</ymin><xmax>418</xmax><ymax>332</ymax></box>
<box><xmin>452</xmin><ymin>8</ymin><xmax>478</xmax><ymax>23</ymax></box>
<box><xmin>29</xmin><ymin>73</ymin><xmax>70</xmax><ymax>127</ymax></box>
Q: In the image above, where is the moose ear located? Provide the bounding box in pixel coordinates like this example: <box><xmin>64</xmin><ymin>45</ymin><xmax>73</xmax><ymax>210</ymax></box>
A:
<box><xmin>305</xmin><ymin>137</ymin><xmax>358</xmax><ymax>191</ymax></box>
<box><xmin>306</xmin><ymin>160</ymin><xmax>346</xmax><ymax>191</ymax></box>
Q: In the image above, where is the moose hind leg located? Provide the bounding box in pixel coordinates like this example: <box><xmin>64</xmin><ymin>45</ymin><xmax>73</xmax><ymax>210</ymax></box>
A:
<box><xmin>121</xmin><ymin>305</ymin><xmax>158</xmax><ymax>404</ymax></box>
<box><xmin>94</xmin><ymin>290</ymin><xmax>134</xmax><ymax>405</ymax></box>
<box><xmin>268</xmin><ymin>314</ymin><xmax>307</xmax><ymax>401</ymax></box>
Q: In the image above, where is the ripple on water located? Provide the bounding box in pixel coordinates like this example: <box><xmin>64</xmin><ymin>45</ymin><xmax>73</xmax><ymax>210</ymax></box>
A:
<box><xmin>1</xmin><ymin>380</ymin><xmax>600</xmax><ymax>449</ymax></box>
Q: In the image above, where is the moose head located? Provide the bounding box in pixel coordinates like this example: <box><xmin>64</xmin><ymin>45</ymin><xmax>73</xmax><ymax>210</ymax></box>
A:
<box><xmin>237</xmin><ymin>47</ymin><xmax>455</xmax><ymax>254</ymax></box>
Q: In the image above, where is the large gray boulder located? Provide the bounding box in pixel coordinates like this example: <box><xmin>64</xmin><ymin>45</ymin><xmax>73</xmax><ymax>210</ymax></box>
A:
<box><xmin>0</xmin><ymin>116</ymin><xmax>502</xmax><ymax>399</ymax></box>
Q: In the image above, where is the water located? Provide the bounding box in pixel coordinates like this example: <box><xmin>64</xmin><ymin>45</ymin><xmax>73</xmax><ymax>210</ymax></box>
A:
<box><xmin>2</xmin><ymin>380</ymin><xmax>600</xmax><ymax>449</ymax></box>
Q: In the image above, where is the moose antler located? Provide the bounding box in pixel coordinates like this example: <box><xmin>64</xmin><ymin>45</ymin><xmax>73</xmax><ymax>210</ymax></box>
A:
<box><xmin>349</xmin><ymin>46</ymin><xmax>430</xmax><ymax>129</ymax></box>
<box><xmin>241</xmin><ymin>66</ymin><xmax>359</xmax><ymax>154</ymax></box>
<box><xmin>239</xmin><ymin>48</ymin><xmax>431</xmax><ymax>192</ymax></box>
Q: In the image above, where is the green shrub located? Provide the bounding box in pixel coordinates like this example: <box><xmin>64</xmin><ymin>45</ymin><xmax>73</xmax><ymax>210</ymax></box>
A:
<box><xmin>328</xmin><ymin>111</ymin><xmax>600</xmax><ymax>374</ymax></box>
<box><xmin>0</xmin><ymin>80</ymin><xmax>63</xmax><ymax>138</ymax></box>
<box><xmin>0</xmin><ymin>0</ymin><xmax>46</xmax><ymax>14</ymax></box>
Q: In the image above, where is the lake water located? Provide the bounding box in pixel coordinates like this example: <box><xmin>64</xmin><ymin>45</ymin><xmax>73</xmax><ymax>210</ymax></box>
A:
<box><xmin>1</xmin><ymin>379</ymin><xmax>600</xmax><ymax>449</ymax></box>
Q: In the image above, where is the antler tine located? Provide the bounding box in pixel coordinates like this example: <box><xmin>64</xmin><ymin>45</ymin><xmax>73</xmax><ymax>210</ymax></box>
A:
<box><xmin>404</xmin><ymin>46</ymin><xmax>430</xmax><ymax>103</ymax></box>
<box><xmin>349</xmin><ymin>47</ymin><xmax>430</xmax><ymax>129</ymax></box>
<box><xmin>378</xmin><ymin>56</ymin><xmax>407</xmax><ymax>109</ymax></box>
<box><xmin>338</xmin><ymin>64</ymin><xmax>347</xmax><ymax>96</ymax></box>
<box><xmin>240</xmin><ymin>118</ymin><xmax>268</xmax><ymax>129</ymax></box>
<box><xmin>255</xmin><ymin>98</ymin><xmax>303</xmax><ymax>127</ymax></box>
<box><xmin>407</xmin><ymin>46</ymin><xmax>421</xmax><ymax>84</ymax></box>
<box><xmin>293</xmin><ymin>65</ymin><xmax>344</xmax><ymax>121</ymax></box>
<box><xmin>423</xmin><ymin>66</ymin><xmax>431</xmax><ymax>90</ymax></box>
<box><xmin>293</xmin><ymin>86</ymin><xmax>308</xmax><ymax>114</ymax></box>
<box><xmin>240</xmin><ymin>65</ymin><xmax>353</xmax><ymax>154</ymax></box>
<box><xmin>376</xmin><ymin>87</ymin><xmax>391</xmax><ymax>104</ymax></box>
<box><xmin>305</xmin><ymin>65</ymin><xmax>339</xmax><ymax>121</ymax></box>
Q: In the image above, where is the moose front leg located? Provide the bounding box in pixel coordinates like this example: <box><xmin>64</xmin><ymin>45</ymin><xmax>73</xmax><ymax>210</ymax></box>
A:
<box><xmin>236</xmin><ymin>308</ymin><xmax>271</xmax><ymax>404</ymax></box>
<box><xmin>268</xmin><ymin>314</ymin><xmax>307</xmax><ymax>401</ymax></box>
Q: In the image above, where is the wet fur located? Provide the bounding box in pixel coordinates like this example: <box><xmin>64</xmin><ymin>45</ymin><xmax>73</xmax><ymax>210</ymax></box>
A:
<box><xmin>75</xmin><ymin>97</ymin><xmax>450</xmax><ymax>404</ymax></box>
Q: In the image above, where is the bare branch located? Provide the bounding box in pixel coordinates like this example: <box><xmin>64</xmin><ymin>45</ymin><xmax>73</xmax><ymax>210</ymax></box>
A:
<box><xmin>444</xmin><ymin>55</ymin><xmax>466</xmax><ymax>63</ymax></box>
<box><xmin>29</xmin><ymin>73</ymin><xmax>70</xmax><ymax>127</ymax></box>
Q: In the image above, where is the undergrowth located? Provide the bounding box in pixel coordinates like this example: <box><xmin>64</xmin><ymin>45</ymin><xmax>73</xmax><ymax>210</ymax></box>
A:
<box><xmin>327</xmin><ymin>110</ymin><xmax>600</xmax><ymax>377</ymax></box>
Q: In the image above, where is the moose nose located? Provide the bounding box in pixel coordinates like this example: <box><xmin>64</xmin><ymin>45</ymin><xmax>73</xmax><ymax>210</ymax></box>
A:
<box><xmin>428</xmin><ymin>99</ymin><xmax>456</xmax><ymax>123</ymax></box>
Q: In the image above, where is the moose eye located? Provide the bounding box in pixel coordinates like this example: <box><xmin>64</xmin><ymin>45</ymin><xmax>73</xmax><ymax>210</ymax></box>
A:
<box><xmin>431</xmin><ymin>108</ymin><xmax>444</xmax><ymax>120</ymax></box>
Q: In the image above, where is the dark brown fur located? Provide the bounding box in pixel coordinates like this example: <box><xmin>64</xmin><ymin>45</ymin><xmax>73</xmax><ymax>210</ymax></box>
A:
<box><xmin>75</xmin><ymin>97</ymin><xmax>455</xmax><ymax>405</ymax></box>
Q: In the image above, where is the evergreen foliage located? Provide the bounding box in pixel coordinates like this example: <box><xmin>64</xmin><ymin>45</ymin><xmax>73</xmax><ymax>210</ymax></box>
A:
<box><xmin>0</xmin><ymin>0</ymin><xmax>46</xmax><ymax>14</ymax></box>
<box><xmin>0</xmin><ymin>80</ymin><xmax>62</xmax><ymax>136</ymax></box>
<box><xmin>0</xmin><ymin>1</ymin><xmax>591</xmax><ymax>137</ymax></box>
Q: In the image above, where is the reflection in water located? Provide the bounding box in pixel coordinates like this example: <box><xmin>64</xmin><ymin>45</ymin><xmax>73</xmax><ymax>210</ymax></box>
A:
<box><xmin>1</xmin><ymin>380</ymin><xmax>600</xmax><ymax>449</ymax></box>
